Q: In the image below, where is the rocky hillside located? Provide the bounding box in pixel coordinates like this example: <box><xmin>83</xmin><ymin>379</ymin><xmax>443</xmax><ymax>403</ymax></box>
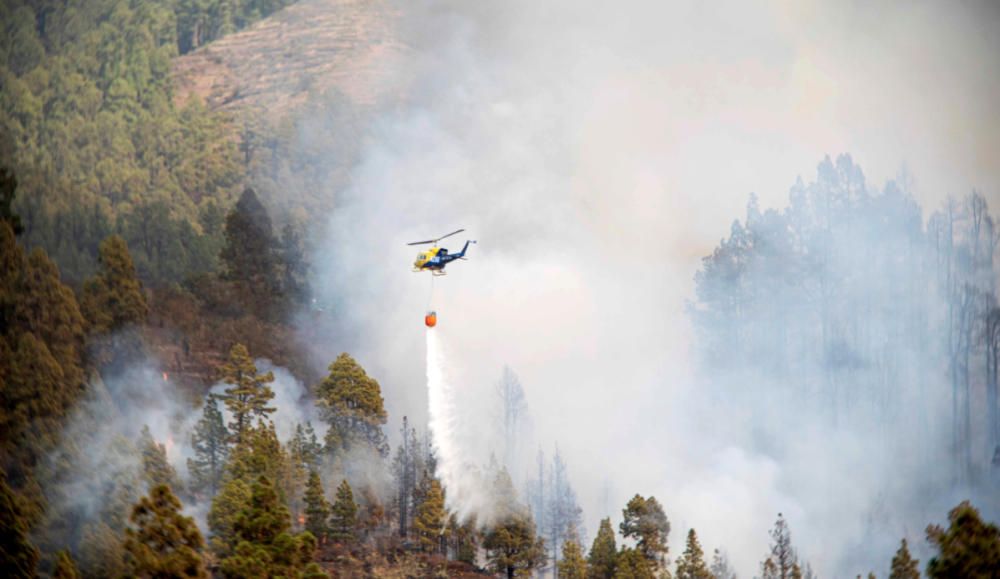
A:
<box><xmin>172</xmin><ymin>0</ymin><xmax>408</xmax><ymax>122</ymax></box>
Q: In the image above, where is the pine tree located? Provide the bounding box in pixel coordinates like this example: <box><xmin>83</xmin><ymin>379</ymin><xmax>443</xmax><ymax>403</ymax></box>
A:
<box><xmin>290</xmin><ymin>422</ymin><xmax>323</xmax><ymax>473</ymax></box>
<box><xmin>760</xmin><ymin>513</ymin><xmax>799</xmax><ymax>579</ymax></box>
<box><xmin>80</xmin><ymin>235</ymin><xmax>148</xmax><ymax>334</ymax></box>
<box><xmin>221</xmin><ymin>187</ymin><xmax>277</xmax><ymax>284</ymax></box>
<box><xmin>124</xmin><ymin>484</ymin><xmax>208</xmax><ymax>578</ymax></box>
<box><xmin>220</xmin><ymin>475</ymin><xmax>318</xmax><ymax>577</ymax></box>
<box><xmin>233</xmin><ymin>475</ymin><xmax>290</xmax><ymax>545</ymax></box>
<box><xmin>224</xmin><ymin>421</ymin><xmax>289</xmax><ymax>495</ymax></box>
<box><xmin>220</xmin><ymin>187</ymin><xmax>280</xmax><ymax>313</ymax></box>
<box><xmin>926</xmin><ymin>501</ymin><xmax>1000</xmax><ymax>578</ymax></box>
<box><xmin>188</xmin><ymin>395</ymin><xmax>229</xmax><ymax>498</ymax></box>
<box><xmin>303</xmin><ymin>470</ymin><xmax>329</xmax><ymax>540</ymax></box>
<box><xmin>589</xmin><ymin>517</ymin><xmax>618</xmax><ymax>579</ymax></box>
<box><xmin>53</xmin><ymin>549</ymin><xmax>81</xmax><ymax>579</ymax></box>
<box><xmin>484</xmin><ymin>512</ymin><xmax>546</xmax><ymax>579</ymax></box>
<box><xmin>620</xmin><ymin>495</ymin><xmax>670</xmax><ymax>570</ymax></box>
<box><xmin>315</xmin><ymin>353</ymin><xmax>389</xmax><ymax>458</ymax></box>
<box><xmin>329</xmin><ymin>479</ymin><xmax>358</xmax><ymax>541</ymax></box>
<box><xmin>0</xmin><ymin>472</ymin><xmax>38</xmax><ymax>578</ymax></box>
<box><xmin>413</xmin><ymin>477</ymin><xmax>447</xmax><ymax>553</ymax></box>
<box><xmin>559</xmin><ymin>528</ymin><xmax>589</xmax><ymax>579</ymax></box>
<box><xmin>208</xmin><ymin>478</ymin><xmax>252</xmax><ymax>557</ymax></box>
<box><xmin>613</xmin><ymin>547</ymin><xmax>655</xmax><ymax>579</ymax></box>
<box><xmin>219</xmin><ymin>343</ymin><xmax>275</xmax><ymax>444</ymax></box>
<box><xmin>1</xmin><ymin>222</ymin><xmax>85</xmax><ymax>483</ymax></box>
<box><xmin>676</xmin><ymin>529</ymin><xmax>712</xmax><ymax>579</ymax></box>
<box><xmin>301</xmin><ymin>422</ymin><xmax>322</xmax><ymax>469</ymax></box>
<box><xmin>139</xmin><ymin>425</ymin><xmax>180</xmax><ymax>492</ymax></box>
<box><xmin>889</xmin><ymin>538</ymin><xmax>919</xmax><ymax>579</ymax></box>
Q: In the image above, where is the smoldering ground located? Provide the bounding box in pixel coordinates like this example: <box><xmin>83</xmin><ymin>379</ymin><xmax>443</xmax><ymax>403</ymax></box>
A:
<box><xmin>296</xmin><ymin>0</ymin><xmax>1000</xmax><ymax>576</ymax></box>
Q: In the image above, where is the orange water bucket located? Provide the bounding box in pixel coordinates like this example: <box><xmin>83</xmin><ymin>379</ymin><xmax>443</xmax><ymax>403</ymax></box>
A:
<box><xmin>425</xmin><ymin>311</ymin><xmax>437</xmax><ymax>327</ymax></box>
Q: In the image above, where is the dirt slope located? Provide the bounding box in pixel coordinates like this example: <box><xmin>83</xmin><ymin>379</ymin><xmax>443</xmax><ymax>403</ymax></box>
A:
<box><xmin>172</xmin><ymin>0</ymin><xmax>407</xmax><ymax>121</ymax></box>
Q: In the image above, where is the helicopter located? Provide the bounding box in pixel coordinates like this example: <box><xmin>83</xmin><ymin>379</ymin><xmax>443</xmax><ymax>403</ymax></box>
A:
<box><xmin>408</xmin><ymin>229</ymin><xmax>475</xmax><ymax>276</ymax></box>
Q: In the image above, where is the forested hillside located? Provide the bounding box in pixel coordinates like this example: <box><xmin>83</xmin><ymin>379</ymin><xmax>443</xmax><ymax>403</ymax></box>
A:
<box><xmin>0</xmin><ymin>0</ymin><xmax>294</xmax><ymax>284</ymax></box>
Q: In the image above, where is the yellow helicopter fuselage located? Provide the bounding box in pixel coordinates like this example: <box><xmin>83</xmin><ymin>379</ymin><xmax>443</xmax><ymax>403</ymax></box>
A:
<box><xmin>413</xmin><ymin>246</ymin><xmax>443</xmax><ymax>270</ymax></box>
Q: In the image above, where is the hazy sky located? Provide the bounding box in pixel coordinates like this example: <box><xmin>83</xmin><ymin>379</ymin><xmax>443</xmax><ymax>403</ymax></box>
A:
<box><xmin>307</xmin><ymin>0</ymin><xmax>1000</xmax><ymax>574</ymax></box>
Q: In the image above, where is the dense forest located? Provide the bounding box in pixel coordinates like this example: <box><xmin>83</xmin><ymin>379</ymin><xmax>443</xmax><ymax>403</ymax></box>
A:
<box><xmin>2</xmin><ymin>1</ymin><xmax>1000</xmax><ymax>578</ymax></box>
<box><xmin>0</xmin><ymin>0</ymin><xmax>296</xmax><ymax>285</ymax></box>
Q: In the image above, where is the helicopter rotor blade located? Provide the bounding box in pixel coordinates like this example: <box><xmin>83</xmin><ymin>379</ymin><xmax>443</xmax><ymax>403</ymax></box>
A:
<box><xmin>406</xmin><ymin>228</ymin><xmax>465</xmax><ymax>246</ymax></box>
<box><xmin>435</xmin><ymin>229</ymin><xmax>465</xmax><ymax>242</ymax></box>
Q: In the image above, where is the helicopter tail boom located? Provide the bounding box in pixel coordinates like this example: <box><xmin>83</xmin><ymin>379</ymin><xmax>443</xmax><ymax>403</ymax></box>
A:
<box><xmin>456</xmin><ymin>239</ymin><xmax>476</xmax><ymax>258</ymax></box>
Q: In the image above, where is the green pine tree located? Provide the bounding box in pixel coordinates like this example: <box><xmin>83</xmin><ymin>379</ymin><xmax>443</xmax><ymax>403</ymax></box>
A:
<box><xmin>208</xmin><ymin>477</ymin><xmax>252</xmax><ymax>557</ymax></box>
<box><xmin>676</xmin><ymin>529</ymin><xmax>712</xmax><ymax>579</ymax></box>
<box><xmin>889</xmin><ymin>538</ymin><xmax>920</xmax><ymax>579</ymax></box>
<box><xmin>558</xmin><ymin>529</ymin><xmax>589</xmax><ymax>579</ymax></box>
<box><xmin>589</xmin><ymin>517</ymin><xmax>618</xmax><ymax>579</ymax></box>
<box><xmin>124</xmin><ymin>484</ymin><xmax>208</xmax><ymax>578</ymax></box>
<box><xmin>614</xmin><ymin>548</ymin><xmax>655</xmax><ymax>579</ymax></box>
<box><xmin>220</xmin><ymin>187</ymin><xmax>280</xmax><ymax>313</ymax></box>
<box><xmin>233</xmin><ymin>476</ymin><xmax>290</xmax><ymax>546</ymax></box>
<box><xmin>0</xmin><ymin>222</ymin><xmax>85</xmax><ymax>484</ymax></box>
<box><xmin>80</xmin><ymin>235</ymin><xmax>148</xmax><ymax>334</ymax></box>
<box><xmin>315</xmin><ymin>353</ymin><xmax>389</xmax><ymax>458</ymax></box>
<box><xmin>220</xmin><ymin>475</ymin><xmax>319</xmax><ymax>577</ymax></box>
<box><xmin>620</xmin><ymin>495</ymin><xmax>670</xmax><ymax>570</ymax></box>
<box><xmin>483</xmin><ymin>513</ymin><xmax>546</xmax><ymax>579</ymax></box>
<box><xmin>188</xmin><ymin>395</ymin><xmax>230</xmax><ymax>498</ymax></box>
<box><xmin>303</xmin><ymin>470</ymin><xmax>329</xmax><ymax>540</ymax></box>
<box><xmin>219</xmin><ymin>343</ymin><xmax>276</xmax><ymax>444</ymax></box>
<box><xmin>926</xmin><ymin>501</ymin><xmax>1000</xmax><ymax>578</ymax></box>
<box><xmin>290</xmin><ymin>422</ymin><xmax>323</xmax><ymax>473</ymax></box>
<box><xmin>413</xmin><ymin>477</ymin><xmax>447</xmax><ymax>553</ymax></box>
<box><xmin>329</xmin><ymin>479</ymin><xmax>358</xmax><ymax>541</ymax></box>
<box><xmin>224</xmin><ymin>421</ymin><xmax>289</xmax><ymax>495</ymax></box>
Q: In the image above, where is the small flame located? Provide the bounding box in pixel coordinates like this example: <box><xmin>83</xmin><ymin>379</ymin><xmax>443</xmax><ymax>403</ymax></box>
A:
<box><xmin>162</xmin><ymin>372</ymin><xmax>169</xmax><ymax>382</ymax></box>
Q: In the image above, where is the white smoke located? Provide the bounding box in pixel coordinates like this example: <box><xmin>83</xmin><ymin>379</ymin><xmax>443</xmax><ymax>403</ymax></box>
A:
<box><xmin>293</xmin><ymin>0</ymin><xmax>1000</xmax><ymax>576</ymax></box>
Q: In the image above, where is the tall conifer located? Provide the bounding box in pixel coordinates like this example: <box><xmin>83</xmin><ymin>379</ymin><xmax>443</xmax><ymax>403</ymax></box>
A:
<box><xmin>330</xmin><ymin>479</ymin><xmax>358</xmax><ymax>541</ymax></box>
<box><xmin>315</xmin><ymin>353</ymin><xmax>388</xmax><ymax>457</ymax></box>
<box><xmin>219</xmin><ymin>343</ymin><xmax>275</xmax><ymax>444</ymax></box>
